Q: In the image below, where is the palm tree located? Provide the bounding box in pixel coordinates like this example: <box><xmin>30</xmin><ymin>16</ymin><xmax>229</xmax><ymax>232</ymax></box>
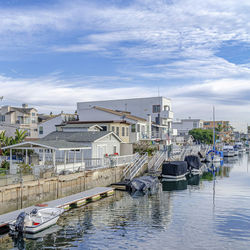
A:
<box><xmin>14</xmin><ymin>129</ymin><xmax>27</xmax><ymax>144</ymax></box>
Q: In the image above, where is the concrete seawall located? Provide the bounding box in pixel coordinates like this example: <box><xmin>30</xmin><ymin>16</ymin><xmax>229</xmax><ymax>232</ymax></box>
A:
<box><xmin>0</xmin><ymin>165</ymin><xmax>127</xmax><ymax>215</ymax></box>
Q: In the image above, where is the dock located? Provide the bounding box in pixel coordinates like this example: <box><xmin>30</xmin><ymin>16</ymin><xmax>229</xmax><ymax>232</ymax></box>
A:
<box><xmin>0</xmin><ymin>186</ymin><xmax>114</xmax><ymax>229</ymax></box>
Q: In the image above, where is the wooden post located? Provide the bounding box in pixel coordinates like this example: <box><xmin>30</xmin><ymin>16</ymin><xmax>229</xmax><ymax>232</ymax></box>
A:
<box><xmin>73</xmin><ymin>150</ymin><xmax>76</xmax><ymax>171</ymax></box>
<box><xmin>64</xmin><ymin>150</ymin><xmax>67</xmax><ymax>171</ymax></box>
<box><xmin>42</xmin><ymin>149</ymin><xmax>45</xmax><ymax>165</ymax></box>
<box><xmin>25</xmin><ymin>149</ymin><xmax>28</xmax><ymax>164</ymax></box>
<box><xmin>10</xmin><ymin>149</ymin><xmax>12</xmax><ymax>173</ymax></box>
<box><xmin>53</xmin><ymin>150</ymin><xmax>56</xmax><ymax>173</ymax></box>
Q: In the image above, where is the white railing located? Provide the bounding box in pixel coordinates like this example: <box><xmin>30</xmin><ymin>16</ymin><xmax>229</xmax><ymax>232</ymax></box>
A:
<box><xmin>148</xmin><ymin>151</ymin><xmax>162</xmax><ymax>170</ymax></box>
<box><xmin>111</xmin><ymin>153</ymin><xmax>139</xmax><ymax>167</ymax></box>
<box><xmin>122</xmin><ymin>153</ymin><xmax>141</xmax><ymax>178</ymax></box>
<box><xmin>152</xmin><ymin>151</ymin><xmax>166</xmax><ymax>171</ymax></box>
<box><xmin>128</xmin><ymin>153</ymin><xmax>148</xmax><ymax>180</ymax></box>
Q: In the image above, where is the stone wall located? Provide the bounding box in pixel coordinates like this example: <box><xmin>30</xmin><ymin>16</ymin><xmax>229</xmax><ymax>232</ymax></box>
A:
<box><xmin>0</xmin><ymin>165</ymin><xmax>126</xmax><ymax>215</ymax></box>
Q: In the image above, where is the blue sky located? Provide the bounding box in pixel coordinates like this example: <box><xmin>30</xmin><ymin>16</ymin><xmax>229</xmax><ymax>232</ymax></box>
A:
<box><xmin>0</xmin><ymin>0</ymin><xmax>249</xmax><ymax>131</ymax></box>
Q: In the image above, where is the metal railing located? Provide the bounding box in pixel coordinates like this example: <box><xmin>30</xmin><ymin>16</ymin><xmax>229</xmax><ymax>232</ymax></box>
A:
<box><xmin>152</xmin><ymin>151</ymin><xmax>166</xmax><ymax>172</ymax></box>
<box><xmin>123</xmin><ymin>152</ymin><xmax>148</xmax><ymax>180</ymax></box>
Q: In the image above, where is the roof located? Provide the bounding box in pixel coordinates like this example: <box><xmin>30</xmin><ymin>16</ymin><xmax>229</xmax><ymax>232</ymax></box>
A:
<box><xmin>60</xmin><ymin>124</ymin><xmax>103</xmax><ymax>130</ymax></box>
<box><xmin>66</xmin><ymin>120</ymin><xmax>131</xmax><ymax>125</ymax></box>
<box><xmin>2</xmin><ymin>140</ymin><xmax>91</xmax><ymax>151</ymax></box>
<box><xmin>42</xmin><ymin>131</ymin><xmax>122</xmax><ymax>142</ymax></box>
<box><xmin>93</xmin><ymin>106</ymin><xmax>146</xmax><ymax>122</ymax></box>
<box><xmin>11</xmin><ymin>107</ymin><xmax>37</xmax><ymax>115</ymax></box>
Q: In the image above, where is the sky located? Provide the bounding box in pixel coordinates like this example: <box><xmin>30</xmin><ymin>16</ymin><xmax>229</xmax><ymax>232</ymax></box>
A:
<box><xmin>0</xmin><ymin>0</ymin><xmax>249</xmax><ymax>131</ymax></box>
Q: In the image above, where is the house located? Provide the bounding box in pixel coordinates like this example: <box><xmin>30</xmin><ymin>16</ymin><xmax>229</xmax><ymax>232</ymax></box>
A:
<box><xmin>77</xmin><ymin>96</ymin><xmax>174</xmax><ymax>144</ymax></box>
<box><xmin>74</xmin><ymin>106</ymin><xmax>150</xmax><ymax>143</ymax></box>
<box><xmin>38</xmin><ymin>112</ymin><xmax>77</xmax><ymax>138</ymax></box>
<box><xmin>172</xmin><ymin>118</ymin><xmax>204</xmax><ymax>136</ymax></box>
<box><xmin>41</xmin><ymin>130</ymin><xmax>123</xmax><ymax>159</ymax></box>
<box><xmin>57</xmin><ymin>120</ymin><xmax>131</xmax><ymax>143</ymax></box>
<box><xmin>0</xmin><ymin>104</ymin><xmax>38</xmax><ymax>138</ymax></box>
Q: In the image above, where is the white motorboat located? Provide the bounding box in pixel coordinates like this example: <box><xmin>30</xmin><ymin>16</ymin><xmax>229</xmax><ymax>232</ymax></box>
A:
<box><xmin>223</xmin><ymin>145</ymin><xmax>235</xmax><ymax>157</ymax></box>
<box><xmin>9</xmin><ymin>207</ymin><xmax>64</xmax><ymax>234</ymax></box>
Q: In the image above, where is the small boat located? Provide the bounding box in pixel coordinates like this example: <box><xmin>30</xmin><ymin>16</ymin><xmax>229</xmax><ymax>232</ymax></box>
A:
<box><xmin>184</xmin><ymin>155</ymin><xmax>202</xmax><ymax>174</ymax></box>
<box><xmin>9</xmin><ymin>208</ymin><xmax>64</xmax><ymax>234</ymax></box>
<box><xmin>129</xmin><ymin>176</ymin><xmax>158</xmax><ymax>194</ymax></box>
<box><xmin>161</xmin><ymin>161</ymin><xmax>188</xmax><ymax>179</ymax></box>
<box><xmin>223</xmin><ymin>145</ymin><xmax>235</xmax><ymax>157</ymax></box>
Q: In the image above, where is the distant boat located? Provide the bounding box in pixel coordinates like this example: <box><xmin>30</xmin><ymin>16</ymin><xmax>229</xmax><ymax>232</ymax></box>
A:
<box><xmin>223</xmin><ymin>145</ymin><xmax>235</xmax><ymax>157</ymax></box>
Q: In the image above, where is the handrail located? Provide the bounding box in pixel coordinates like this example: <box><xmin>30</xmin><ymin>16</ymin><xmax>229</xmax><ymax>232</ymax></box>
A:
<box><xmin>152</xmin><ymin>151</ymin><xmax>166</xmax><ymax>171</ymax></box>
<box><xmin>122</xmin><ymin>153</ymin><xmax>140</xmax><ymax>177</ymax></box>
<box><xmin>127</xmin><ymin>152</ymin><xmax>148</xmax><ymax>180</ymax></box>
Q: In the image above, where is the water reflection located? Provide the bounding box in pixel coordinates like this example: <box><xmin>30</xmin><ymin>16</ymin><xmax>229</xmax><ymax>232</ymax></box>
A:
<box><xmin>2</xmin><ymin>154</ymin><xmax>250</xmax><ymax>249</ymax></box>
<box><xmin>161</xmin><ymin>179</ymin><xmax>187</xmax><ymax>191</ymax></box>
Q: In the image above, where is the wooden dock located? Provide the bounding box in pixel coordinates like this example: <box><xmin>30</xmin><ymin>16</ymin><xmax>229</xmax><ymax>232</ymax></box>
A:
<box><xmin>0</xmin><ymin>187</ymin><xmax>114</xmax><ymax>229</ymax></box>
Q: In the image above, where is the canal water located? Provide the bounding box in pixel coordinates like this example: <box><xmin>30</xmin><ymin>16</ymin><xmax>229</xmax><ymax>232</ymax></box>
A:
<box><xmin>2</xmin><ymin>153</ymin><xmax>250</xmax><ymax>249</ymax></box>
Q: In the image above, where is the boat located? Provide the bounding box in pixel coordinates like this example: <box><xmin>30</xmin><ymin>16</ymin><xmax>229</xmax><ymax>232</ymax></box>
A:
<box><xmin>184</xmin><ymin>155</ymin><xmax>202</xmax><ymax>174</ymax></box>
<box><xmin>129</xmin><ymin>176</ymin><xmax>158</xmax><ymax>194</ymax></box>
<box><xmin>161</xmin><ymin>161</ymin><xmax>188</xmax><ymax>179</ymax></box>
<box><xmin>233</xmin><ymin>145</ymin><xmax>239</xmax><ymax>156</ymax></box>
<box><xmin>223</xmin><ymin>145</ymin><xmax>235</xmax><ymax>157</ymax></box>
<box><xmin>9</xmin><ymin>207</ymin><xmax>64</xmax><ymax>234</ymax></box>
<box><xmin>161</xmin><ymin>178</ymin><xmax>187</xmax><ymax>191</ymax></box>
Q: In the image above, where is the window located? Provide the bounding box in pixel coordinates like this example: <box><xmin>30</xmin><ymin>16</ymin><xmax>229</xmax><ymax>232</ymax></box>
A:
<box><xmin>122</xmin><ymin>127</ymin><xmax>125</xmax><ymax>136</ymax></box>
<box><xmin>111</xmin><ymin>126</ymin><xmax>115</xmax><ymax>132</ymax></box>
<box><xmin>116</xmin><ymin>127</ymin><xmax>119</xmax><ymax>136</ymax></box>
<box><xmin>193</xmin><ymin>122</ymin><xmax>197</xmax><ymax>128</ymax></box>
<box><xmin>0</xmin><ymin>115</ymin><xmax>5</xmax><ymax>122</ymax></box>
<box><xmin>39</xmin><ymin>126</ymin><xmax>43</xmax><ymax>135</ymax></box>
<box><xmin>164</xmin><ymin>105</ymin><xmax>170</xmax><ymax>111</ymax></box>
<box><xmin>155</xmin><ymin>116</ymin><xmax>160</xmax><ymax>124</ymax></box>
<box><xmin>113</xmin><ymin>146</ymin><xmax>117</xmax><ymax>154</ymax></box>
<box><xmin>152</xmin><ymin>105</ymin><xmax>161</xmax><ymax>113</ymax></box>
<box><xmin>101</xmin><ymin>126</ymin><xmax>107</xmax><ymax>131</ymax></box>
<box><xmin>137</xmin><ymin>124</ymin><xmax>140</xmax><ymax>132</ymax></box>
<box><xmin>131</xmin><ymin>124</ymin><xmax>136</xmax><ymax>132</ymax></box>
<box><xmin>31</xmin><ymin>118</ymin><xmax>36</xmax><ymax>124</ymax></box>
<box><xmin>204</xmin><ymin>122</ymin><xmax>210</xmax><ymax>126</ymax></box>
<box><xmin>126</xmin><ymin>127</ymin><xmax>129</xmax><ymax>136</ymax></box>
<box><xmin>32</xmin><ymin>112</ymin><xmax>36</xmax><ymax>116</ymax></box>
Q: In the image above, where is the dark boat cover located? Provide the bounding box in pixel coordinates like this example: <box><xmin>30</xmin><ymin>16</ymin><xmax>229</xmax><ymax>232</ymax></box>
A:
<box><xmin>184</xmin><ymin>155</ymin><xmax>201</xmax><ymax>170</ymax></box>
<box><xmin>130</xmin><ymin>176</ymin><xmax>158</xmax><ymax>193</ymax></box>
<box><xmin>161</xmin><ymin>161</ymin><xmax>187</xmax><ymax>176</ymax></box>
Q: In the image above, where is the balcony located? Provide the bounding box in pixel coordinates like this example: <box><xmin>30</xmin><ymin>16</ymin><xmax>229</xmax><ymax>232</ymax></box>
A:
<box><xmin>160</xmin><ymin>110</ymin><xmax>174</xmax><ymax>119</ymax></box>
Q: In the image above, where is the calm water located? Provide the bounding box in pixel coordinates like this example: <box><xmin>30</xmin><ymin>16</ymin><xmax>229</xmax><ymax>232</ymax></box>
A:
<box><xmin>2</xmin><ymin>153</ymin><xmax>250</xmax><ymax>250</ymax></box>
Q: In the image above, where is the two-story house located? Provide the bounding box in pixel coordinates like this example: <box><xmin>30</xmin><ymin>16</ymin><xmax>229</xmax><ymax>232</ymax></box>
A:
<box><xmin>0</xmin><ymin>104</ymin><xmax>38</xmax><ymax>138</ymax></box>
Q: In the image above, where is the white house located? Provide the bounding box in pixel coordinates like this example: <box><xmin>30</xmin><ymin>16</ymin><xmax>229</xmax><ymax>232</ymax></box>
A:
<box><xmin>38</xmin><ymin>113</ymin><xmax>77</xmax><ymax>138</ymax></box>
<box><xmin>77</xmin><ymin>96</ymin><xmax>174</xmax><ymax>144</ymax></box>
<box><xmin>172</xmin><ymin>118</ymin><xmax>204</xmax><ymax>136</ymax></box>
<box><xmin>42</xmin><ymin>130</ymin><xmax>122</xmax><ymax>159</ymax></box>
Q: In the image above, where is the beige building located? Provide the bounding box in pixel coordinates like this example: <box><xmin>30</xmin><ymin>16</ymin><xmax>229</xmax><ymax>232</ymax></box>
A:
<box><xmin>0</xmin><ymin>104</ymin><xmax>38</xmax><ymax>138</ymax></box>
<box><xmin>57</xmin><ymin>120</ymin><xmax>131</xmax><ymax>143</ymax></box>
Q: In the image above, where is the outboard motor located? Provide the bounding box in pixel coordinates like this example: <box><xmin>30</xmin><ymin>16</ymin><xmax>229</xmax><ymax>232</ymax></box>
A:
<box><xmin>30</xmin><ymin>208</ymin><xmax>38</xmax><ymax>216</ymax></box>
<box><xmin>14</xmin><ymin>212</ymin><xmax>26</xmax><ymax>233</ymax></box>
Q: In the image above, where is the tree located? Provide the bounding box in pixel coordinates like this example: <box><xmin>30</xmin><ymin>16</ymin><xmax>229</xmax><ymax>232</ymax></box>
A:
<box><xmin>14</xmin><ymin>129</ymin><xmax>27</xmax><ymax>144</ymax></box>
<box><xmin>189</xmin><ymin>128</ymin><xmax>216</xmax><ymax>144</ymax></box>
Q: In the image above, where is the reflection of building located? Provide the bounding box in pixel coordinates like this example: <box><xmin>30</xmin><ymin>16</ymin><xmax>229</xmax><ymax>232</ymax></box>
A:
<box><xmin>203</xmin><ymin>120</ymin><xmax>233</xmax><ymax>142</ymax></box>
<box><xmin>0</xmin><ymin>104</ymin><xmax>38</xmax><ymax>138</ymax></box>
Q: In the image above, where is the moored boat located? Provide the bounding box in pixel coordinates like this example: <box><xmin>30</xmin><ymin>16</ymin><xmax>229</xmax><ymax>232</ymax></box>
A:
<box><xmin>9</xmin><ymin>207</ymin><xmax>64</xmax><ymax>234</ymax></box>
<box><xmin>223</xmin><ymin>145</ymin><xmax>235</xmax><ymax>157</ymax></box>
<box><xmin>161</xmin><ymin>161</ymin><xmax>188</xmax><ymax>179</ymax></box>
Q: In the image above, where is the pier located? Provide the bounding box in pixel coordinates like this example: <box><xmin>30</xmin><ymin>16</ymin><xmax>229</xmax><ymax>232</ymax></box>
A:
<box><xmin>0</xmin><ymin>186</ymin><xmax>114</xmax><ymax>229</ymax></box>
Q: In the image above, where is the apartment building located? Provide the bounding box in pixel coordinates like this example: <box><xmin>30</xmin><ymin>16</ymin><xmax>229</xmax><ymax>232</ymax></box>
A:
<box><xmin>172</xmin><ymin>118</ymin><xmax>204</xmax><ymax>136</ymax></box>
<box><xmin>77</xmin><ymin>96</ymin><xmax>174</xmax><ymax>144</ymax></box>
<box><xmin>0</xmin><ymin>104</ymin><xmax>38</xmax><ymax>138</ymax></box>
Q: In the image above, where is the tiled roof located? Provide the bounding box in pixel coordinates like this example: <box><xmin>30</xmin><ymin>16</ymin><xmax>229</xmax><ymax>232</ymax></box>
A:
<box><xmin>93</xmin><ymin>106</ymin><xmax>146</xmax><ymax>122</ymax></box>
<box><xmin>42</xmin><ymin>131</ymin><xmax>120</xmax><ymax>142</ymax></box>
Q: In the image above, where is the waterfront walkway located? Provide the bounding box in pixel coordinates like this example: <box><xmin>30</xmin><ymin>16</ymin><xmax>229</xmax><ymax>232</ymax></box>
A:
<box><xmin>0</xmin><ymin>186</ymin><xmax>114</xmax><ymax>229</ymax></box>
